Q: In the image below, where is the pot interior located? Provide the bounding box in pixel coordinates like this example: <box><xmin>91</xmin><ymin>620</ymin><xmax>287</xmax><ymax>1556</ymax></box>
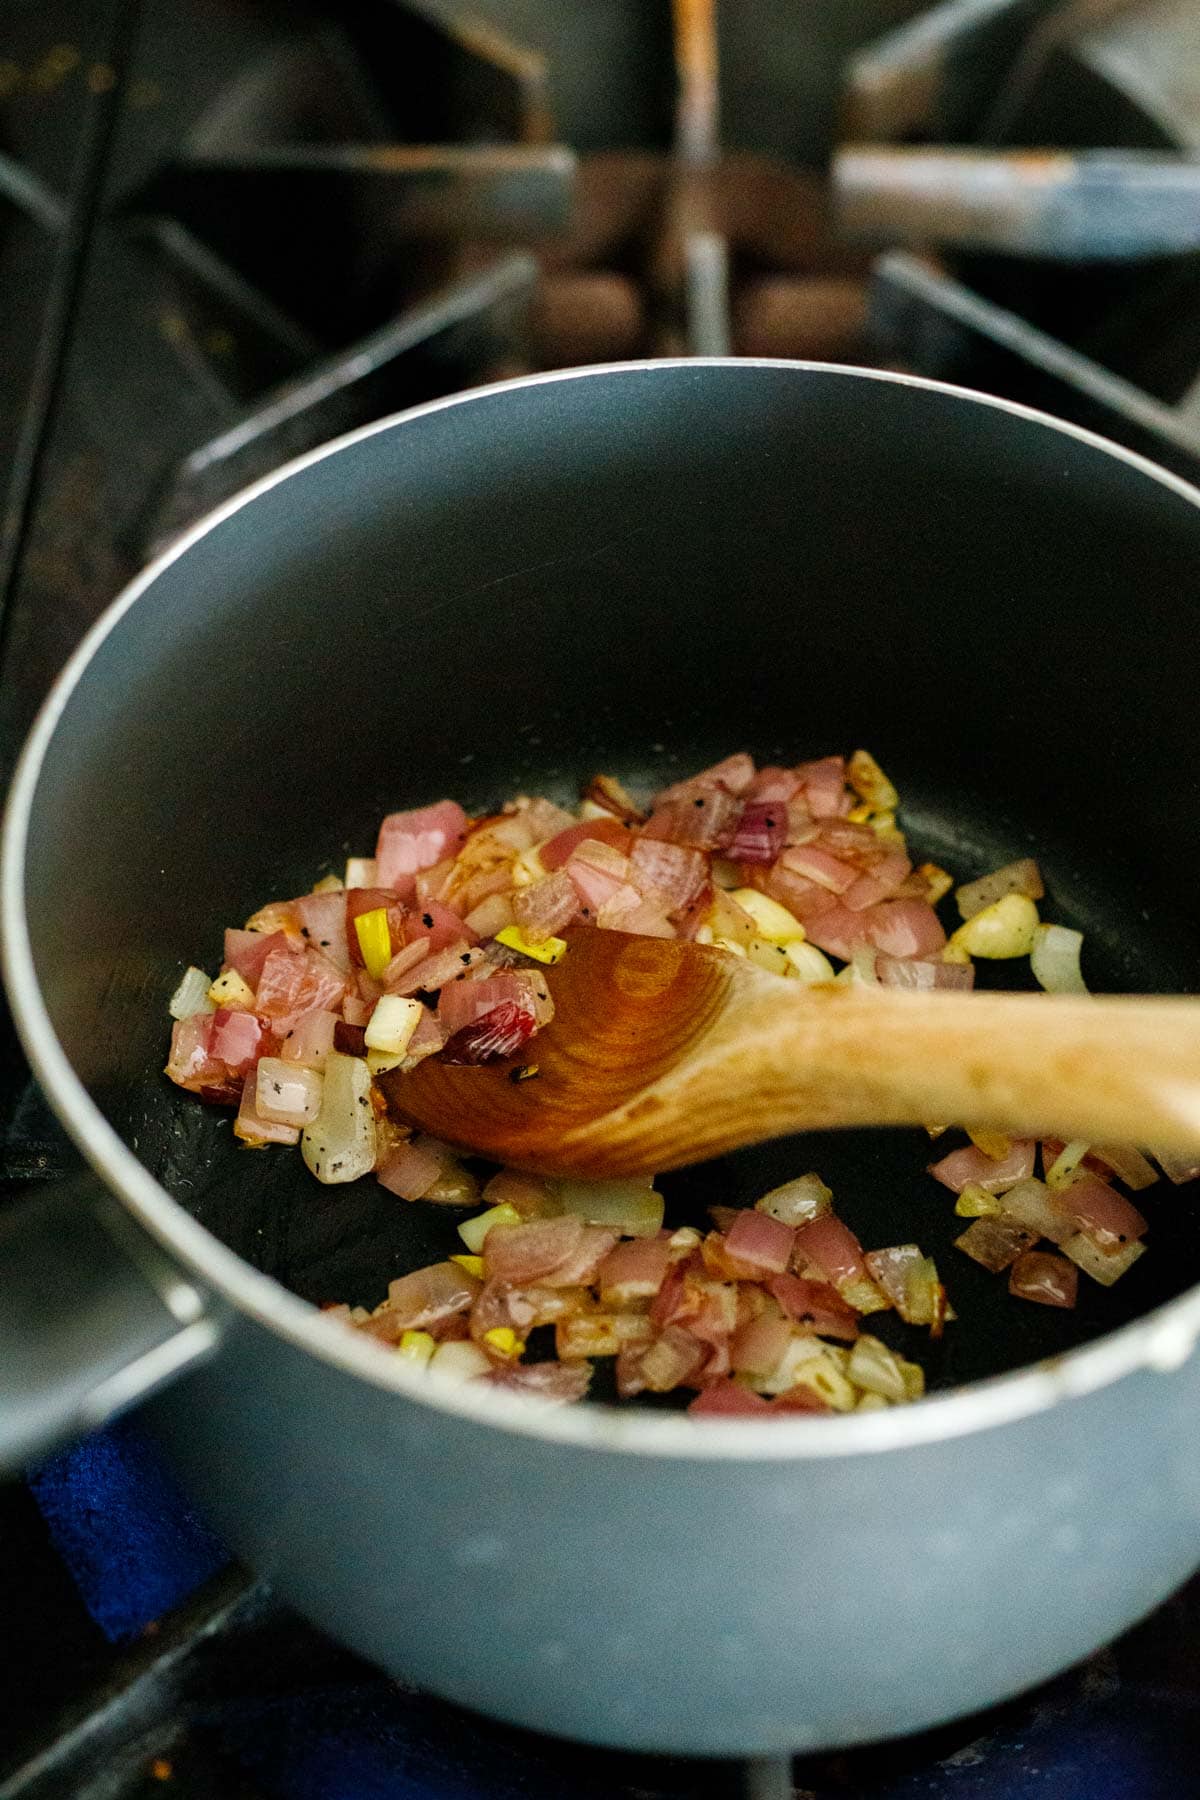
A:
<box><xmin>17</xmin><ymin>363</ymin><xmax>1200</xmax><ymax>1396</ymax></box>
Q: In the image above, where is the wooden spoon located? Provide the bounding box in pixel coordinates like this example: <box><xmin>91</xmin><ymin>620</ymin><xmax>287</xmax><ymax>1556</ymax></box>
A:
<box><xmin>382</xmin><ymin>929</ymin><xmax>1200</xmax><ymax>1177</ymax></box>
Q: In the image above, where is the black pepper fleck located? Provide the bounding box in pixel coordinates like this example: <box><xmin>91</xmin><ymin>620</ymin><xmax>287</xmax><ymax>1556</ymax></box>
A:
<box><xmin>422</xmin><ymin>913</ymin><xmax>434</xmax><ymax>929</ymax></box>
<box><xmin>460</xmin><ymin>953</ymin><xmax>472</xmax><ymax>964</ymax></box>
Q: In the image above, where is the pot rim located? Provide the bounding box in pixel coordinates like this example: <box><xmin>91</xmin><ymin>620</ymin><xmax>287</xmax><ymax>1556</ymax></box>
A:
<box><xmin>6</xmin><ymin>357</ymin><xmax>1200</xmax><ymax>1463</ymax></box>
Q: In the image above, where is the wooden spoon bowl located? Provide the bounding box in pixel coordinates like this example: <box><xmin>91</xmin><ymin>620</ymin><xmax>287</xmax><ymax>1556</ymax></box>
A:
<box><xmin>382</xmin><ymin>929</ymin><xmax>1200</xmax><ymax>1177</ymax></box>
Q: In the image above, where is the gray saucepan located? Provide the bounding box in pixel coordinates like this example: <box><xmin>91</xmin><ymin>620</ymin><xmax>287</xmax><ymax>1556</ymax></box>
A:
<box><xmin>3</xmin><ymin>361</ymin><xmax>1200</xmax><ymax>1756</ymax></box>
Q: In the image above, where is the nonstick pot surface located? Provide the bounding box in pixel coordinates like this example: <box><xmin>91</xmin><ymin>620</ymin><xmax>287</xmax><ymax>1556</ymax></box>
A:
<box><xmin>19</xmin><ymin>363</ymin><xmax>1200</xmax><ymax>1401</ymax></box>
<box><xmin>122</xmin><ymin>782</ymin><xmax>1200</xmax><ymax>1401</ymax></box>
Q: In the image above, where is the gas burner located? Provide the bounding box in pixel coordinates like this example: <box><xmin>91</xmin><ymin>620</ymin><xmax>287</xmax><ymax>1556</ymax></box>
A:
<box><xmin>834</xmin><ymin>0</ymin><xmax>1200</xmax><ymax>471</ymax></box>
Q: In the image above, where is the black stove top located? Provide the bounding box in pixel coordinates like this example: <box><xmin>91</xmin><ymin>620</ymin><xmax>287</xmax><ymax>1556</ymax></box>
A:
<box><xmin>3</xmin><ymin>3</ymin><xmax>1200</xmax><ymax>1795</ymax></box>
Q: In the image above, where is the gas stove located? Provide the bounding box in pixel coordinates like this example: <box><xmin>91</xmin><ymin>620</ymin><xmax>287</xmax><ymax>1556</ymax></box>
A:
<box><xmin>3</xmin><ymin>4</ymin><xmax>1200</xmax><ymax>1796</ymax></box>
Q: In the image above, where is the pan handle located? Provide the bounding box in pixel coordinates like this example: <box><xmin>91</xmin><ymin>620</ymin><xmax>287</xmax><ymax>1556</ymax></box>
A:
<box><xmin>0</xmin><ymin>1175</ymin><xmax>222</xmax><ymax>1474</ymax></box>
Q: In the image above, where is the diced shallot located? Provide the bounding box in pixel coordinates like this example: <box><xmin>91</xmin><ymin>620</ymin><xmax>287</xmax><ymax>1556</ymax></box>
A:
<box><xmin>554</xmin><ymin>1178</ymin><xmax>664</xmax><ymax>1238</ymax></box>
<box><xmin>768</xmin><ymin>1273</ymin><xmax>859</xmax><ymax>1340</ymax></box>
<box><xmin>485</xmin><ymin>1216</ymin><xmax>586</xmax><ymax>1284</ymax></box>
<box><xmin>1008</xmin><ymin>1251</ymin><xmax>1078</xmax><ymax>1308</ymax></box>
<box><xmin>597</xmin><ymin>1235</ymin><xmax>673</xmax><ymax>1306</ymax></box>
<box><xmin>512</xmin><ymin>870</ymin><xmax>580</xmax><ymax>940</ymax></box>
<box><xmin>292</xmin><ymin>892</ymin><xmax>352</xmax><ymax>971</ymax></box>
<box><xmin>627</xmin><ymin>837</ymin><xmax>708</xmax><ymax>909</ymax></box>
<box><xmin>210</xmin><ymin>1006</ymin><xmax>268</xmax><ymax>1075</ymax></box>
<box><xmin>563</xmin><ymin>840</ymin><xmax>631</xmax><ymax>913</ymax></box>
<box><xmin>730</xmin><ymin>1309</ymin><xmax>794</xmax><ymax>1378</ymax></box>
<box><xmin>875</xmin><ymin>954</ymin><xmax>974</xmax><ymax>990</ymax></box>
<box><xmin>929</xmin><ymin>1138</ymin><xmax>1036</xmax><ymax>1194</ymax></box>
<box><xmin>377</xmin><ymin>1137</ymin><xmax>446</xmax><ymax>1201</ymax></box>
<box><xmin>300</xmin><ymin>1050</ymin><xmax>376</xmax><ymax>1185</ymax></box>
<box><xmin>376</xmin><ymin>801</ymin><xmax>469</xmax><ymax>887</ymax></box>
<box><xmin>255</xmin><ymin>946</ymin><xmax>348</xmax><ymax>1036</ymax></box>
<box><xmin>1059</xmin><ymin>1175</ymin><xmax>1147</xmax><ymax>1248</ymax></box>
<box><xmin>389</xmin><ymin>942</ymin><xmax>487</xmax><ymax>996</ymax></box>
<box><xmin>727</xmin><ymin>803</ymin><xmax>787</xmax><ymax>866</ymax></box>
<box><xmin>791</xmin><ymin>1212</ymin><xmax>868</xmax><ymax>1287</ymax></box>
<box><xmin>442</xmin><ymin>998</ymin><xmax>537</xmax><ymax>1065</ymax></box>
<box><xmin>540</xmin><ymin>817</ymin><xmax>634</xmax><ymax>871</ymax></box>
<box><xmin>954</xmin><ymin>1216</ymin><xmax>1038</xmax><ymax>1272</ymax></box>
<box><xmin>437</xmin><ymin>974</ymin><xmax>535</xmax><ymax>1039</ymax></box>
<box><xmin>167</xmin><ymin>966</ymin><xmax>215</xmax><ymax>1021</ymax></box>
<box><xmin>724</xmin><ymin>1208</ymin><xmax>796</xmax><ymax>1274</ymax></box>
<box><xmin>255</xmin><ymin>1057</ymin><xmax>323</xmax><ymax>1126</ymax></box>
<box><xmin>641</xmin><ymin>788</ymin><xmax>741</xmax><ymax>853</ymax></box>
<box><xmin>406</xmin><ymin>900</ymin><xmax>479</xmax><ymax>955</ymax></box>
<box><xmin>688</xmin><ymin>1380</ymin><xmax>773</xmax><ymax>1416</ymax></box>
<box><xmin>637</xmin><ymin>1324</ymin><xmax>706</xmax><ymax>1392</ymax></box>
<box><xmin>234</xmin><ymin>1080</ymin><xmax>300</xmax><ymax>1146</ymax></box>
<box><xmin>224</xmin><ymin>928</ymin><xmax>292</xmax><ymax>988</ymax></box>
<box><xmin>956</xmin><ymin>859</ymin><xmax>1044</xmax><ymax>920</ymax></box>
<box><xmin>385</xmin><ymin>1260</ymin><xmax>481</xmax><ymax>1331</ymax></box>
<box><xmin>755</xmin><ymin>1173</ymin><xmax>832</xmax><ymax>1228</ymax></box>
<box><xmin>464</xmin><ymin>892</ymin><xmax>516</xmax><ymax>938</ymax></box>
<box><xmin>483</xmin><ymin>1360</ymin><xmax>593</xmax><ymax>1403</ymax></box>
<box><xmin>864</xmin><ymin>899</ymin><xmax>946</xmax><ymax>959</ymax></box>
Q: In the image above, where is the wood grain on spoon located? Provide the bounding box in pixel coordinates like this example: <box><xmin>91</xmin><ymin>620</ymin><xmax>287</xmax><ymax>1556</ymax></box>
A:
<box><xmin>382</xmin><ymin>928</ymin><xmax>1200</xmax><ymax>1177</ymax></box>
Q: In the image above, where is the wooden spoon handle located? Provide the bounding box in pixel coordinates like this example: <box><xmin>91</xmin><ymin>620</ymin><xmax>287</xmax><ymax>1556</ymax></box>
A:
<box><xmin>613</xmin><ymin>986</ymin><xmax>1200</xmax><ymax>1171</ymax></box>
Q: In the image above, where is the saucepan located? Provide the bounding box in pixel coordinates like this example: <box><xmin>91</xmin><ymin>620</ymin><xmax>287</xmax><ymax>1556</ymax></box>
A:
<box><xmin>3</xmin><ymin>361</ymin><xmax>1200</xmax><ymax>1757</ymax></box>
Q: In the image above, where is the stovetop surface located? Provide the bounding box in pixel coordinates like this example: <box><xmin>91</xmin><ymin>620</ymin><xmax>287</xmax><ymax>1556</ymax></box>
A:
<box><xmin>4</xmin><ymin>3</ymin><xmax>1200</xmax><ymax>1795</ymax></box>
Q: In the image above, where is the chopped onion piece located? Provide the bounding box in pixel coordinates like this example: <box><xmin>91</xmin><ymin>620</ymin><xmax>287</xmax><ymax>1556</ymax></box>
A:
<box><xmin>754</xmin><ymin>1334</ymin><xmax>825</xmax><ymax>1394</ymax></box>
<box><xmin>255</xmin><ymin>1057</ymin><xmax>323</xmax><ymax>1127</ymax></box>
<box><xmin>954</xmin><ymin>1216</ymin><xmax>1038</xmax><ymax>1272</ymax></box>
<box><xmin>725</xmin><ymin>1208</ymin><xmax>796</xmax><ymax>1274</ymax></box>
<box><xmin>597</xmin><ymin>1235</ymin><xmax>672</xmax><ymax>1306</ymax></box>
<box><xmin>1149</xmin><ymin>1147</ymin><xmax>1200</xmax><ymax>1186</ymax></box>
<box><xmin>423</xmin><ymin>1160</ymin><xmax>480</xmax><ymax>1207</ymax></box>
<box><xmin>1030</xmin><ymin>923</ymin><xmax>1088</xmax><ymax>994</ymax></box>
<box><xmin>234</xmin><ymin>1081</ymin><xmax>300</xmax><ymax>1147</ymax></box>
<box><xmin>995</xmin><ymin>1177</ymin><xmax>1076</xmax><ymax>1246</ymax></box>
<box><xmin>553</xmin><ymin>1178</ymin><xmax>664</xmax><ymax>1238</ymax></box>
<box><xmin>846</xmin><ymin>1333</ymin><xmax>908</xmax><ymax>1403</ymax></box>
<box><xmin>1091</xmin><ymin>1144</ymin><xmax>1160</xmax><ymax>1191</ymax></box>
<box><xmin>168</xmin><ymin>966</ymin><xmax>215</xmax><ymax>1020</ymax></box>
<box><xmin>1045</xmin><ymin>1139</ymin><xmax>1091</xmax><ymax>1189</ymax></box>
<box><xmin>1061</xmin><ymin>1233</ymin><xmax>1146</xmax><ymax>1286</ymax></box>
<box><xmin>1059</xmin><ymin>1175</ymin><xmax>1147</xmax><ymax>1247</ymax></box>
<box><xmin>949</xmin><ymin>893</ymin><xmax>1039</xmax><ymax>959</ymax></box>
<box><xmin>300</xmin><ymin>1051</ymin><xmax>376</xmax><ymax>1184</ymax></box>
<box><xmin>345</xmin><ymin>857</ymin><xmax>378</xmax><ymax>889</ymax></box>
<box><xmin>376</xmin><ymin>1137</ymin><xmax>446</xmax><ymax>1195</ymax></box>
<box><xmin>755</xmin><ymin>1173</ymin><xmax>832</xmax><ymax>1228</ymax></box>
<box><xmin>364</xmin><ymin>994</ymin><xmax>424</xmax><ymax>1055</ymax></box>
<box><xmin>864</xmin><ymin>1245</ymin><xmax>945</xmax><ymax>1328</ymax></box>
<box><xmin>279</xmin><ymin>1008</ymin><xmax>337</xmax><ymax>1069</ymax></box>
<box><xmin>1008</xmin><ymin>1251</ymin><xmax>1078</xmax><ymax>1309</ymax></box>
<box><xmin>955</xmin><ymin>859</ymin><xmax>1044</xmax><ymax>921</ymax></box>
<box><xmin>929</xmin><ymin>1138</ymin><xmax>1036</xmax><ymax>1194</ymax></box>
